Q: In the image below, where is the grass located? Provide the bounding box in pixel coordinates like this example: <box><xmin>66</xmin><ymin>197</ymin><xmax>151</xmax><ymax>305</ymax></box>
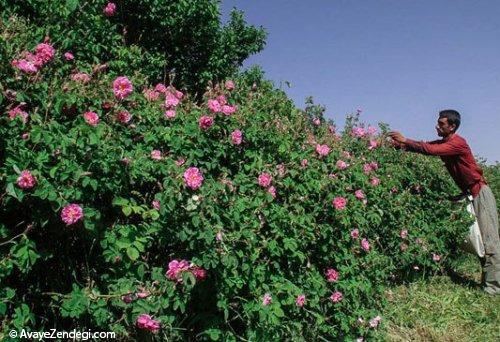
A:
<box><xmin>373</xmin><ymin>254</ymin><xmax>500</xmax><ymax>341</ymax></box>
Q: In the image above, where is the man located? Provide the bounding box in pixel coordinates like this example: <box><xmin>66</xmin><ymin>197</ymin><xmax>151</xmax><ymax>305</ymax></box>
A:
<box><xmin>388</xmin><ymin>109</ymin><xmax>500</xmax><ymax>295</ymax></box>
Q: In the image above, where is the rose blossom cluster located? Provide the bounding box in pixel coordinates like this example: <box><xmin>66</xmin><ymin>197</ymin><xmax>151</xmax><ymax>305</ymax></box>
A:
<box><xmin>351</xmin><ymin>126</ymin><xmax>366</xmax><ymax>138</ymax></box>
<box><xmin>166</xmin><ymin>259</ymin><xmax>207</xmax><ymax>283</ymax></box>
<box><xmin>136</xmin><ymin>314</ymin><xmax>160</xmax><ymax>333</ymax></box>
<box><xmin>363</xmin><ymin>161</ymin><xmax>379</xmax><ymax>174</ymax></box>
<box><xmin>11</xmin><ymin>42</ymin><xmax>55</xmax><ymax>74</ymax></box>
<box><xmin>207</xmin><ymin>95</ymin><xmax>237</xmax><ymax>116</ymax></box>
<box><xmin>8</xmin><ymin>106</ymin><xmax>29</xmax><ymax>123</ymax></box>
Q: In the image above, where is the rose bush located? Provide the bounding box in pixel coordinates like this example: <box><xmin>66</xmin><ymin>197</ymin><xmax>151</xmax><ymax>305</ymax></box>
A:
<box><xmin>0</xmin><ymin>11</ymin><xmax>474</xmax><ymax>342</ymax></box>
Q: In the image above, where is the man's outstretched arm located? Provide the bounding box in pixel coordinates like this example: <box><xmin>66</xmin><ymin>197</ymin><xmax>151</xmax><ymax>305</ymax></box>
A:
<box><xmin>388</xmin><ymin>131</ymin><xmax>464</xmax><ymax>156</ymax></box>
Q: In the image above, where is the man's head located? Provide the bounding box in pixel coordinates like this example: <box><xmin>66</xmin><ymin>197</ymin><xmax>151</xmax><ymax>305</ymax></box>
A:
<box><xmin>436</xmin><ymin>109</ymin><xmax>461</xmax><ymax>137</ymax></box>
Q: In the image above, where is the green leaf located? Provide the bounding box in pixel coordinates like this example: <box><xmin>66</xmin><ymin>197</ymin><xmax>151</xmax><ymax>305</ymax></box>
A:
<box><xmin>126</xmin><ymin>247</ymin><xmax>139</xmax><ymax>261</ymax></box>
<box><xmin>122</xmin><ymin>206</ymin><xmax>132</xmax><ymax>216</ymax></box>
<box><xmin>66</xmin><ymin>0</ymin><xmax>79</xmax><ymax>13</ymax></box>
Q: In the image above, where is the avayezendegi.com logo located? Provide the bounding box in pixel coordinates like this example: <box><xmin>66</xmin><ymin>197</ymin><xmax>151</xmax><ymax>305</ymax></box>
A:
<box><xmin>8</xmin><ymin>329</ymin><xmax>116</xmax><ymax>340</ymax></box>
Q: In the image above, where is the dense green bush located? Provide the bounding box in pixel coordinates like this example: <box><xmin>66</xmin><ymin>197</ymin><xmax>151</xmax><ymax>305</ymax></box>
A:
<box><xmin>0</xmin><ymin>9</ymin><xmax>473</xmax><ymax>341</ymax></box>
<box><xmin>0</xmin><ymin>0</ymin><xmax>266</xmax><ymax>96</ymax></box>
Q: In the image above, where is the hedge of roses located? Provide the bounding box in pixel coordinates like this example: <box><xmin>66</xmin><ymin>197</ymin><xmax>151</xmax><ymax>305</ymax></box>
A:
<box><xmin>0</xmin><ymin>14</ymin><xmax>473</xmax><ymax>341</ymax></box>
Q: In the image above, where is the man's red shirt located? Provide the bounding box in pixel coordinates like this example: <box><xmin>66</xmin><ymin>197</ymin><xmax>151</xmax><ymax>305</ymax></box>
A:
<box><xmin>403</xmin><ymin>134</ymin><xmax>487</xmax><ymax>198</ymax></box>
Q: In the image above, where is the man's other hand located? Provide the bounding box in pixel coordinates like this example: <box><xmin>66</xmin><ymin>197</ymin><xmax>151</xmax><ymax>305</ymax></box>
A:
<box><xmin>388</xmin><ymin>131</ymin><xmax>407</xmax><ymax>143</ymax></box>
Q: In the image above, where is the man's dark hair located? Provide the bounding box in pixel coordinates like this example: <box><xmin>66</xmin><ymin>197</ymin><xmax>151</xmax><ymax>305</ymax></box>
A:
<box><xmin>439</xmin><ymin>109</ymin><xmax>461</xmax><ymax>131</ymax></box>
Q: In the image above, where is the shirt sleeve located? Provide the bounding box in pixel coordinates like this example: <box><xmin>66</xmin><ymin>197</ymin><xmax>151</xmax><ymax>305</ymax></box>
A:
<box><xmin>403</xmin><ymin>137</ymin><xmax>465</xmax><ymax>156</ymax></box>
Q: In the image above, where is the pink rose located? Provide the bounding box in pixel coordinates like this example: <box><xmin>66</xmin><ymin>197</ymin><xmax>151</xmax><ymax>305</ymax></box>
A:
<box><xmin>63</xmin><ymin>52</ymin><xmax>74</xmax><ymax>61</ymax></box>
<box><xmin>61</xmin><ymin>204</ymin><xmax>84</xmax><ymax>225</ymax></box>
<box><xmin>369</xmin><ymin>316</ymin><xmax>382</xmax><ymax>328</ymax></box>
<box><xmin>198</xmin><ymin>115</ymin><xmax>214</xmax><ymax>130</ymax></box>
<box><xmin>151</xmin><ymin>150</ymin><xmax>162</xmax><ymax>160</ymax></box>
<box><xmin>207</xmin><ymin>99</ymin><xmax>221</xmax><ymax>113</ymax></box>
<box><xmin>231</xmin><ymin>130</ymin><xmax>243</xmax><ymax>145</ymax></box>
<box><xmin>35</xmin><ymin>43</ymin><xmax>55</xmax><ymax>63</ymax></box>
<box><xmin>165</xmin><ymin>91</ymin><xmax>180</xmax><ymax>108</ymax></box>
<box><xmin>71</xmin><ymin>72</ymin><xmax>91</xmax><ymax>83</ymax></box>
<box><xmin>400</xmin><ymin>229</ymin><xmax>408</xmax><ymax>239</ymax></box>
<box><xmin>258</xmin><ymin>172</ymin><xmax>272</xmax><ymax>187</ymax></box>
<box><xmin>103</xmin><ymin>2</ymin><xmax>117</xmax><ymax>17</ymax></box>
<box><xmin>351</xmin><ymin>127</ymin><xmax>366</xmax><ymax>138</ymax></box>
<box><xmin>184</xmin><ymin>167</ymin><xmax>204</xmax><ymax>190</ymax></box>
<box><xmin>351</xmin><ymin>229</ymin><xmax>360</xmax><ymax>239</ymax></box>
<box><xmin>17</xmin><ymin>170</ymin><xmax>37</xmax><ymax>189</ymax></box>
<box><xmin>332</xmin><ymin>197</ymin><xmax>347</xmax><ymax>210</ymax></box>
<box><xmin>400</xmin><ymin>243</ymin><xmax>408</xmax><ymax>251</ymax></box>
<box><xmin>361</xmin><ymin>238</ymin><xmax>370</xmax><ymax>251</ymax></box>
<box><xmin>336</xmin><ymin>160</ymin><xmax>348</xmax><ymax>170</ymax></box>
<box><xmin>216</xmin><ymin>95</ymin><xmax>227</xmax><ymax>106</ymax></box>
<box><xmin>166</xmin><ymin>259</ymin><xmax>190</xmax><ymax>281</ymax></box>
<box><xmin>354</xmin><ymin>190</ymin><xmax>365</xmax><ymax>200</ymax></box>
<box><xmin>136</xmin><ymin>291</ymin><xmax>149</xmax><ymax>299</ymax></box>
<box><xmin>267</xmin><ymin>186</ymin><xmax>277</xmax><ymax>198</ymax></box>
<box><xmin>152</xmin><ymin>200</ymin><xmax>160</xmax><ymax>210</ymax></box>
<box><xmin>330</xmin><ymin>291</ymin><xmax>343</xmax><ymax>303</ymax></box>
<box><xmin>164</xmin><ymin>110</ymin><xmax>176</xmax><ymax>119</ymax></box>
<box><xmin>368</xmin><ymin>140</ymin><xmax>378</xmax><ymax>150</ymax></box>
<box><xmin>8</xmin><ymin>107</ymin><xmax>29</xmax><ymax>123</ymax></box>
<box><xmin>225</xmin><ymin>80</ymin><xmax>235</xmax><ymax>90</ymax></box>
<box><xmin>191</xmin><ymin>267</ymin><xmax>207</xmax><ymax>281</ymax></box>
<box><xmin>136</xmin><ymin>314</ymin><xmax>161</xmax><ymax>333</ymax></box>
<box><xmin>313</xmin><ymin>118</ymin><xmax>321</xmax><ymax>126</ymax></box>
<box><xmin>112</xmin><ymin>76</ymin><xmax>133</xmax><ymax>100</ymax></box>
<box><xmin>143</xmin><ymin>89</ymin><xmax>160</xmax><ymax>101</ymax></box>
<box><xmin>325</xmin><ymin>268</ymin><xmax>339</xmax><ymax>282</ymax></box>
<box><xmin>262</xmin><ymin>293</ymin><xmax>272</xmax><ymax>306</ymax></box>
<box><xmin>154</xmin><ymin>83</ymin><xmax>167</xmax><ymax>93</ymax></box>
<box><xmin>175</xmin><ymin>158</ymin><xmax>186</xmax><ymax>166</ymax></box>
<box><xmin>296</xmin><ymin>294</ymin><xmax>306</xmax><ymax>307</ymax></box>
<box><xmin>83</xmin><ymin>111</ymin><xmax>99</xmax><ymax>126</ymax></box>
<box><xmin>370</xmin><ymin>177</ymin><xmax>380</xmax><ymax>186</ymax></box>
<box><xmin>316</xmin><ymin>144</ymin><xmax>330</xmax><ymax>156</ymax></box>
<box><xmin>301</xmin><ymin>159</ymin><xmax>308</xmax><ymax>168</ymax></box>
<box><xmin>116</xmin><ymin>110</ymin><xmax>132</xmax><ymax>123</ymax></box>
<box><xmin>328</xmin><ymin>125</ymin><xmax>336</xmax><ymax>134</ymax></box>
<box><xmin>222</xmin><ymin>104</ymin><xmax>236</xmax><ymax>116</ymax></box>
<box><xmin>12</xmin><ymin>59</ymin><xmax>38</xmax><ymax>74</ymax></box>
<box><xmin>432</xmin><ymin>253</ymin><xmax>441</xmax><ymax>262</ymax></box>
<box><xmin>367</xmin><ymin>125</ymin><xmax>377</xmax><ymax>135</ymax></box>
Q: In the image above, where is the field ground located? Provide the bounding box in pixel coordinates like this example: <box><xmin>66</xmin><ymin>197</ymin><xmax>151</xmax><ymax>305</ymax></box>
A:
<box><xmin>374</xmin><ymin>254</ymin><xmax>500</xmax><ymax>341</ymax></box>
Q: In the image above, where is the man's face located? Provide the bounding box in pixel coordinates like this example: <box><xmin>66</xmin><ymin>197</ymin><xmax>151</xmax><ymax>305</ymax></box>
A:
<box><xmin>435</xmin><ymin>117</ymin><xmax>455</xmax><ymax>137</ymax></box>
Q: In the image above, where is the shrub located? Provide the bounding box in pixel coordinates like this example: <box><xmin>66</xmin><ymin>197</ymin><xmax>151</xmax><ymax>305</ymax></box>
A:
<box><xmin>0</xmin><ymin>11</ymin><xmax>472</xmax><ymax>341</ymax></box>
<box><xmin>0</xmin><ymin>0</ymin><xmax>267</xmax><ymax>96</ymax></box>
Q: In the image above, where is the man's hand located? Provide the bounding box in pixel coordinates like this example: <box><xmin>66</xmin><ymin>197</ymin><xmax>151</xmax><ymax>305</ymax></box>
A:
<box><xmin>388</xmin><ymin>131</ymin><xmax>407</xmax><ymax>143</ymax></box>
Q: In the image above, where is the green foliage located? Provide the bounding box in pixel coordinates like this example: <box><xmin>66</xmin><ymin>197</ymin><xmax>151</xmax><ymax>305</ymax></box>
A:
<box><xmin>0</xmin><ymin>10</ymin><xmax>474</xmax><ymax>341</ymax></box>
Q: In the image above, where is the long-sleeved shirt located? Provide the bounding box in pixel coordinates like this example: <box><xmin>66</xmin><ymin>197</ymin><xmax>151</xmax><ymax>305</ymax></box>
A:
<box><xmin>403</xmin><ymin>134</ymin><xmax>487</xmax><ymax>198</ymax></box>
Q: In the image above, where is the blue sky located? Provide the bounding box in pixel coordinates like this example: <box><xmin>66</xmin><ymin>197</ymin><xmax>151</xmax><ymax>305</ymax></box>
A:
<box><xmin>221</xmin><ymin>0</ymin><xmax>500</xmax><ymax>163</ymax></box>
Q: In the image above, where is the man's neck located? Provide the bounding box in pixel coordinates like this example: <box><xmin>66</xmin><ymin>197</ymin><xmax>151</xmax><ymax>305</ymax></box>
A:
<box><xmin>442</xmin><ymin>132</ymin><xmax>455</xmax><ymax>141</ymax></box>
